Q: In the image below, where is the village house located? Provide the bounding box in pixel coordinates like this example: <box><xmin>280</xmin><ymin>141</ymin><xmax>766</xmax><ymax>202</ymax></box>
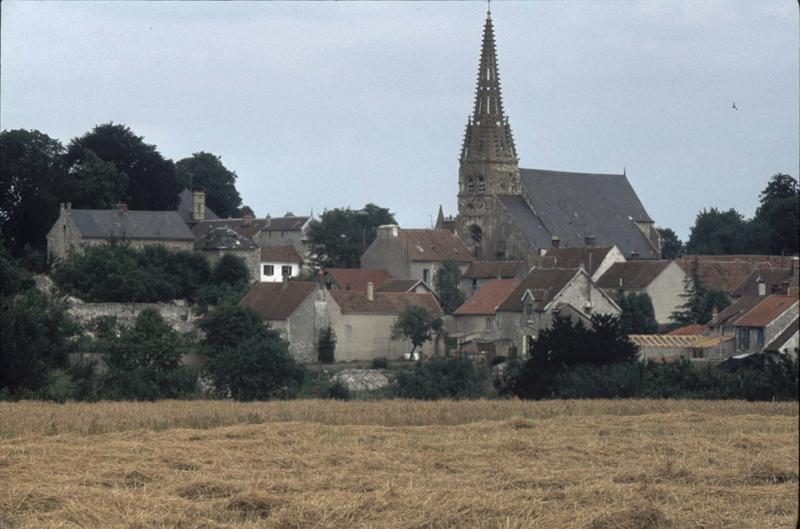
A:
<box><xmin>192</xmin><ymin>211</ymin><xmax>312</xmax><ymax>260</ymax></box>
<box><xmin>731</xmin><ymin>295</ymin><xmax>798</xmax><ymax>354</ymax></box>
<box><xmin>239</xmin><ymin>280</ymin><xmax>331</xmax><ymax>362</ymax></box>
<box><xmin>451</xmin><ymin>278</ymin><xmax>521</xmax><ymax>360</ymax></box>
<box><xmin>260</xmin><ymin>245</ymin><xmax>303</xmax><ymax>282</ymax></box>
<box><xmin>177</xmin><ymin>189</ymin><xmax>219</xmax><ymax>226</ymax></box>
<box><xmin>360</xmin><ymin>225</ymin><xmax>473</xmax><ymax>292</ymax></box>
<box><xmin>194</xmin><ymin>226</ymin><xmax>260</xmax><ymax>282</ymax></box>
<box><xmin>327</xmin><ymin>284</ymin><xmax>443</xmax><ymax>362</ymax></box>
<box><xmin>460</xmin><ymin>260</ymin><xmax>524</xmax><ymax>295</ymax></box>
<box><xmin>494</xmin><ymin>268</ymin><xmax>621</xmax><ymax>357</ymax></box>
<box><xmin>319</xmin><ymin>268</ymin><xmax>394</xmax><ymax>291</ymax></box>
<box><xmin>676</xmin><ymin>254</ymin><xmax>797</xmax><ymax>295</ymax></box>
<box><xmin>527</xmin><ymin>243</ymin><xmax>626</xmax><ymax>282</ymax></box>
<box><xmin>47</xmin><ymin>202</ymin><xmax>194</xmax><ymax>260</ymax></box>
<box><xmin>731</xmin><ymin>263</ymin><xmax>799</xmax><ymax>298</ymax></box>
<box><xmin>376</xmin><ymin>278</ymin><xmax>436</xmax><ymax>295</ymax></box>
<box><xmin>595</xmin><ymin>260</ymin><xmax>687</xmax><ymax>325</ymax></box>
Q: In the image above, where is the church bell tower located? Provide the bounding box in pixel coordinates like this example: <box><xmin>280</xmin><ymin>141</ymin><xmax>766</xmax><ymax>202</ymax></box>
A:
<box><xmin>456</xmin><ymin>8</ymin><xmax>520</xmax><ymax>259</ymax></box>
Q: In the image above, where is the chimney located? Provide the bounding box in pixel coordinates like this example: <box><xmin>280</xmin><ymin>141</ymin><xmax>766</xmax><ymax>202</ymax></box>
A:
<box><xmin>242</xmin><ymin>210</ymin><xmax>253</xmax><ymax>226</ymax></box>
<box><xmin>377</xmin><ymin>224</ymin><xmax>399</xmax><ymax>240</ymax></box>
<box><xmin>551</xmin><ymin>235</ymin><xmax>560</xmax><ymax>249</ymax></box>
<box><xmin>756</xmin><ymin>276</ymin><xmax>766</xmax><ymax>296</ymax></box>
<box><xmin>711</xmin><ymin>305</ymin><xmax>719</xmax><ymax>321</ymax></box>
<box><xmin>584</xmin><ymin>235</ymin><xmax>596</xmax><ymax>247</ymax></box>
<box><xmin>366</xmin><ymin>281</ymin><xmax>374</xmax><ymax>301</ymax></box>
<box><xmin>192</xmin><ymin>191</ymin><xmax>205</xmax><ymax>221</ymax></box>
<box><xmin>118</xmin><ymin>202</ymin><xmax>128</xmax><ymax>214</ymax></box>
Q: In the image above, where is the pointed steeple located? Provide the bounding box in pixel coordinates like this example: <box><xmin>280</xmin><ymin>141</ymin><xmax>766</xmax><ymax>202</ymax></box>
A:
<box><xmin>460</xmin><ymin>9</ymin><xmax>517</xmax><ymax>163</ymax></box>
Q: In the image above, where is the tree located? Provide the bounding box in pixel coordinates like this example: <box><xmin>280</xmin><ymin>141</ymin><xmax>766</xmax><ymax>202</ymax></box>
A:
<box><xmin>307</xmin><ymin>204</ymin><xmax>396</xmax><ymax>268</ymax></box>
<box><xmin>175</xmin><ymin>152</ymin><xmax>242</xmax><ymax>218</ymax></box>
<box><xmin>751</xmin><ymin>174</ymin><xmax>799</xmax><ymax>255</ymax></box>
<box><xmin>617</xmin><ymin>290</ymin><xmax>659</xmax><ymax>334</ymax></box>
<box><xmin>317</xmin><ymin>325</ymin><xmax>336</xmax><ymax>363</ymax></box>
<box><xmin>0</xmin><ymin>129</ymin><xmax>67</xmax><ymax>255</ymax></box>
<box><xmin>685</xmin><ymin>208</ymin><xmax>750</xmax><ymax>255</ymax></box>
<box><xmin>100</xmin><ymin>308</ymin><xmax>196</xmax><ymax>400</ymax></box>
<box><xmin>62</xmin><ymin>148</ymin><xmax>129</xmax><ymax>209</ymax></box>
<box><xmin>211</xmin><ymin>253</ymin><xmax>251</xmax><ymax>287</ymax></box>
<box><xmin>65</xmin><ymin>123</ymin><xmax>179</xmax><ymax>211</ymax></box>
<box><xmin>435</xmin><ymin>260</ymin><xmax>465</xmax><ymax>314</ymax></box>
<box><xmin>392</xmin><ymin>305</ymin><xmax>443</xmax><ymax>356</ymax></box>
<box><xmin>199</xmin><ymin>305</ymin><xmax>305</xmax><ymax>400</ymax></box>
<box><xmin>0</xmin><ymin>246</ymin><xmax>34</xmax><ymax>297</ymax></box>
<box><xmin>393</xmin><ymin>357</ymin><xmax>489</xmax><ymax>399</ymax></box>
<box><xmin>670</xmin><ymin>261</ymin><xmax>731</xmax><ymax>325</ymax></box>
<box><xmin>656</xmin><ymin>227</ymin><xmax>684</xmax><ymax>260</ymax></box>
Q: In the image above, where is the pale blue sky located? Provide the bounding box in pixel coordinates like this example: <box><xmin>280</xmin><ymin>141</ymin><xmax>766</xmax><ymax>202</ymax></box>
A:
<box><xmin>2</xmin><ymin>1</ymin><xmax>798</xmax><ymax>239</ymax></box>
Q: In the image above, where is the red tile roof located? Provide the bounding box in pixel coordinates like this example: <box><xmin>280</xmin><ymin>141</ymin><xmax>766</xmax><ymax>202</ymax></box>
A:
<box><xmin>463</xmin><ymin>260</ymin><xmax>524</xmax><ymax>279</ymax></box>
<box><xmin>497</xmin><ymin>268</ymin><xmax>580</xmax><ymax>312</ymax></box>
<box><xmin>240</xmin><ymin>281</ymin><xmax>317</xmax><ymax>321</ymax></box>
<box><xmin>667</xmin><ymin>323</ymin><xmax>709</xmax><ymax>336</ymax></box>
<box><xmin>397</xmin><ymin>229</ymin><xmax>472</xmax><ymax>263</ymax></box>
<box><xmin>260</xmin><ymin>245</ymin><xmax>302</xmax><ymax>263</ymax></box>
<box><xmin>330</xmin><ymin>290</ymin><xmax>441</xmax><ymax>315</ymax></box>
<box><xmin>323</xmin><ymin>268</ymin><xmax>393</xmax><ymax>291</ymax></box>
<box><xmin>676</xmin><ymin>255</ymin><xmax>796</xmax><ymax>294</ymax></box>
<box><xmin>735</xmin><ymin>295</ymin><xmax>798</xmax><ymax>328</ymax></box>
<box><xmin>454</xmin><ymin>279</ymin><xmax>521</xmax><ymax>316</ymax></box>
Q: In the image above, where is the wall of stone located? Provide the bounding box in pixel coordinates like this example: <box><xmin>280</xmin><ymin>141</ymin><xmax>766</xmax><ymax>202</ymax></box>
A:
<box><xmin>66</xmin><ymin>299</ymin><xmax>198</xmax><ymax>334</ymax></box>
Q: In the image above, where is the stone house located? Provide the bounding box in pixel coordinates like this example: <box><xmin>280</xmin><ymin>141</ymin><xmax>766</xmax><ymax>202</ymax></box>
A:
<box><xmin>239</xmin><ymin>280</ymin><xmax>331</xmax><ymax>363</ymax></box>
<box><xmin>194</xmin><ymin>226</ymin><xmax>260</xmax><ymax>282</ymax></box>
<box><xmin>451</xmin><ymin>278</ymin><xmax>521</xmax><ymax>359</ymax></box>
<box><xmin>192</xmin><ymin>213</ymin><xmax>312</xmax><ymax>261</ymax></box>
<box><xmin>260</xmin><ymin>245</ymin><xmax>303</xmax><ymax>283</ymax></box>
<box><xmin>320</xmin><ymin>268</ymin><xmax>394</xmax><ymax>291</ymax></box>
<box><xmin>177</xmin><ymin>189</ymin><xmax>219</xmax><ymax>226</ymax></box>
<box><xmin>327</xmin><ymin>284</ymin><xmax>443</xmax><ymax>362</ymax></box>
<box><xmin>360</xmin><ymin>225</ymin><xmax>473</xmax><ymax>292</ymax></box>
<box><xmin>47</xmin><ymin>202</ymin><xmax>194</xmax><ymax>261</ymax></box>
<box><xmin>460</xmin><ymin>260</ymin><xmax>524</xmax><ymax>296</ymax></box>
<box><xmin>495</xmin><ymin>268</ymin><xmax>621</xmax><ymax>357</ymax></box>
<box><xmin>595</xmin><ymin>260</ymin><xmax>687</xmax><ymax>325</ymax></box>
<box><xmin>731</xmin><ymin>295</ymin><xmax>798</xmax><ymax>354</ymax></box>
<box><xmin>527</xmin><ymin>244</ymin><xmax>626</xmax><ymax>282</ymax></box>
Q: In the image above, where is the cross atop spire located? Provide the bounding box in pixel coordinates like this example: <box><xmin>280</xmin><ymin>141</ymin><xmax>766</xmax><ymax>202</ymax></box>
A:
<box><xmin>460</xmin><ymin>9</ymin><xmax>517</xmax><ymax>162</ymax></box>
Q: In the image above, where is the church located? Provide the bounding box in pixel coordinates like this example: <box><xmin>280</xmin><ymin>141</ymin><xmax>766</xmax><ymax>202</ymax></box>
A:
<box><xmin>443</xmin><ymin>9</ymin><xmax>660</xmax><ymax>261</ymax></box>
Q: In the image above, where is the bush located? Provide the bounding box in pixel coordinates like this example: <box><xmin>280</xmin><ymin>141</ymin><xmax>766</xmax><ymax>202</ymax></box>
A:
<box><xmin>318</xmin><ymin>326</ymin><xmax>336</xmax><ymax>363</ymax></box>
<box><xmin>326</xmin><ymin>380</ymin><xmax>351</xmax><ymax>400</ymax></box>
<box><xmin>393</xmin><ymin>357</ymin><xmax>490</xmax><ymax>400</ymax></box>
<box><xmin>371</xmin><ymin>357</ymin><xmax>389</xmax><ymax>369</ymax></box>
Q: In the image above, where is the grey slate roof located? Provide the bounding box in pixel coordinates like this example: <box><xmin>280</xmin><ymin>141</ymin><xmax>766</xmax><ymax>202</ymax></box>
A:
<box><xmin>70</xmin><ymin>209</ymin><xmax>194</xmax><ymax>241</ymax></box>
<box><xmin>513</xmin><ymin>168</ymin><xmax>658</xmax><ymax>259</ymax></box>
<box><xmin>194</xmin><ymin>227</ymin><xmax>257</xmax><ymax>251</ymax></box>
<box><xmin>191</xmin><ymin>216</ymin><xmax>310</xmax><ymax>239</ymax></box>
<box><xmin>176</xmin><ymin>189</ymin><xmax>219</xmax><ymax>224</ymax></box>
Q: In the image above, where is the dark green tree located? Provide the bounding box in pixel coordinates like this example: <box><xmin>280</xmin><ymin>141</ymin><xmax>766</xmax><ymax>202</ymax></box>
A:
<box><xmin>751</xmin><ymin>174</ymin><xmax>799</xmax><ymax>255</ymax></box>
<box><xmin>175</xmin><ymin>152</ymin><xmax>242</xmax><ymax>218</ymax></box>
<box><xmin>617</xmin><ymin>290</ymin><xmax>659</xmax><ymax>334</ymax></box>
<box><xmin>670</xmin><ymin>261</ymin><xmax>731</xmax><ymax>325</ymax></box>
<box><xmin>0</xmin><ymin>246</ymin><xmax>34</xmax><ymax>297</ymax></box>
<box><xmin>685</xmin><ymin>208</ymin><xmax>750</xmax><ymax>255</ymax></box>
<box><xmin>435</xmin><ymin>260</ymin><xmax>465</xmax><ymax>314</ymax></box>
<box><xmin>392</xmin><ymin>305</ymin><xmax>443</xmax><ymax>356</ymax></box>
<box><xmin>65</xmin><ymin>123</ymin><xmax>179</xmax><ymax>211</ymax></box>
<box><xmin>317</xmin><ymin>325</ymin><xmax>336</xmax><ymax>363</ymax></box>
<box><xmin>199</xmin><ymin>305</ymin><xmax>305</xmax><ymax>400</ymax></box>
<box><xmin>656</xmin><ymin>227</ymin><xmax>684</xmax><ymax>259</ymax></box>
<box><xmin>393</xmin><ymin>357</ymin><xmax>489</xmax><ymax>399</ymax></box>
<box><xmin>307</xmin><ymin>204</ymin><xmax>396</xmax><ymax>268</ymax></box>
<box><xmin>0</xmin><ymin>129</ymin><xmax>66</xmax><ymax>255</ymax></box>
<box><xmin>63</xmin><ymin>148</ymin><xmax>129</xmax><ymax>209</ymax></box>
<box><xmin>211</xmin><ymin>253</ymin><xmax>251</xmax><ymax>287</ymax></box>
<box><xmin>100</xmin><ymin>308</ymin><xmax>197</xmax><ymax>400</ymax></box>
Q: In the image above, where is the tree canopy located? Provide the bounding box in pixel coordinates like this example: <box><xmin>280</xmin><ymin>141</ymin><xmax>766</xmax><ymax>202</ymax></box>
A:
<box><xmin>176</xmin><ymin>152</ymin><xmax>242</xmax><ymax>218</ymax></box>
<box><xmin>434</xmin><ymin>260</ymin><xmax>465</xmax><ymax>314</ymax></box>
<box><xmin>670</xmin><ymin>261</ymin><xmax>731</xmax><ymax>325</ymax></box>
<box><xmin>685</xmin><ymin>208</ymin><xmax>750</xmax><ymax>255</ymax></box>
<box><xmin>306</xmin><ymin>204</ymin><xmax>396</xmax><ymax>268</ymax></box>
<box><xmin>656</xmin><ymin>227</ymin><xmax>684</xmax><ymax>259</ymax></box>
<box><xmin>392</xmin><ymin>305</ymin><xmax>443</xmax><ymax>355</ymax></box>
<box><xmin>617</xmin><ymin>290</ymin><xmax>659</xmax><ymax>334</ymax></box>
<box><xmin>751</xmin><ymin>173</ymin><xmax>799</xmax><ymax>255</ymax></box>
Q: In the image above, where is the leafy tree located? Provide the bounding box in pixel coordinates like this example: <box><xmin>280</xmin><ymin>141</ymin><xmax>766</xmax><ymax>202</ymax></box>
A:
<box><xmin>685</xmin><ymin>208</ymin><xmax>750</xmax><ymax>255</ymax></box>
<box><xmin>0</xmin><ymin>290</ymin><xmax>77</xmax><ymax>395</ymax></box>
<box><xmin>392</xmin><ymin>305</ymin><xmax>443</xmax><ymax>356</ymax></box>
<box><xmin>175</xmin><ymin>152</ymin><xmax>242</xmax><ymax>218</ymax></box>
<box><xmin>435</xmin><ymin>260</ymin><xmax>465</xmax><ymax>314</ymax></box>
<box><xmin>211</xmin><ymin>253</ymin><xmax>250</xmax><ymax>287</ymax></box>
<box><xmin>65</xmin><ymin>123</ymin><xmax>179</xmax><ymax>211</ymax></box>
<box><xmin>393</xmin><ymin>357</ymin><xmax>489</xmax><ymax>399</ymax></box>
<box><xmin>0</xmin><ymin>246</ymin><xmax>34</xmax><ymax>297</ymax></box>
<box><xmin>656</xmin><ymin>227</ymin><xmax>684</xmax><ymax>259</ymax></box>
<box><xmin>0</xmin><ymin>129</ymin><xmax>67</xmax><ymax>255</ymax></box>
<box><xmin>100</xmin><ymin>308</ymin><xmax>196</xmax><ymax>400</ymax></box>
<box><xmin>199</xmin><ymin>305</ymin><xmax>305</xmax><ymax>400</ymax></box>
<box><xmin>307</xmin><ymin>204</ymin><xmax>396</xmax><ymax>268</ymax></box>
<box><xmin>513</xmin><ymin>314</ymin><xmax>639</xmax><ymax>399</ymax></box>
<box><xmin>751</xmin><ymin>173</ymin><xmax>799</xmax><ymax>255</ymax></box>
<box><xmin>63</xmin><ymin>148</ymin><xmax>129</xmax><ymax>209</ymax></box>
<box><xmin>670</xmin><ymin>261</ymin><xmax>730</xmax><ymax>325</ymax></box>
<box><xmin>317</xmin><ymin>325</ymin><xmax>336</xmax><ymax>363</ymax></box>
<box><xmin>617</xmin><ymin>290</ymin><xmax>659</xmax><ymax>334</ymax></box>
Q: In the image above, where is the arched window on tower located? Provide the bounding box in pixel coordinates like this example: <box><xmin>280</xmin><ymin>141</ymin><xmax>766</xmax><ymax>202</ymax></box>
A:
<box><xmin>470</xmin><ymin>224</ymin><xmax>482</xmax><ymax>243</ymax></box>
<box><xmin>467</xmin><ymin>178</ymin><xmax>475</xmax><ymax>194</ymax></box>
<box><xmin>478</xmin><ymin>176</ymin><xmax>486</xmax><ymax>193</ymax></box>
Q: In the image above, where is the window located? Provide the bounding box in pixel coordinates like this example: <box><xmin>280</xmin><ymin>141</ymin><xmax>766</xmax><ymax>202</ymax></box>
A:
<box><xmin>485</xmin><ymin>317</ymin><xmax>492</xmax><ymax>330</ymax></box>
<box><xmin>472</xmin><ymin>278</ymin><xmax>478</xmax><ymax>291</ymax></box>
<box><xmin>467</xmin><ymin>178</ymin><xmax>475</xmax><ymax>194</ymax></box>
<box><xmin>525</xmin><ymin>303</ymin><xmax>534</xmax><ymax>323</ymax></box>
<box><xmin>263</xmin><ymin>265</ymin><xmax>274</xmax><ymax>277</ymax></box>
<box><xmin>281</xmin><ymin>265</ymin><xmax>292</xmax><ymax>277</ymax></box>
<box><xmin>737</xmin><ymin>328</ymin><xmax>750</xmax><ymax>351</ymax></box>
<box><xmin>478</xmin><ymin>177</ymin><xmax>486</xmax><ymax>193</ymax></box>
<box><xmin>422</xmin><ymin>269</ymin><xmax>430</xmax><ymax>284</ymax></box>
<box><xmin>756</xmin><ymin>328</ymin><xmax>764</xmax><ymax>348</ymax></box>
<box><xmin>470</xmin><ymin>224</ymin><xmax>482</xmax><ymax>243</ymax></box>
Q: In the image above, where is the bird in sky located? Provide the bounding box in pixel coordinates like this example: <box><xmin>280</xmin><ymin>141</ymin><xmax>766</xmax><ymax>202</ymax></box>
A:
<box><xmin>732</xmin><ymin>102</ymin><xmax>738</xmax><ymax>110</ymax></box>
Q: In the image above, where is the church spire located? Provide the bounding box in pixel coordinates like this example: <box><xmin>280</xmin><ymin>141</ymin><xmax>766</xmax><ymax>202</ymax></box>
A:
<box><xmin>460</xmin><ymin>9</ymin><xmax>517</xmax><ymax>163</ymax></box>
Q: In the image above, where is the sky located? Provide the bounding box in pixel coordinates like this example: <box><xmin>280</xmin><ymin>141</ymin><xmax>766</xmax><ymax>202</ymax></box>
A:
<box><xmin>2</xmin><ymin>1</ymin><xmax>798</xmax><ymax>240</ymax></box>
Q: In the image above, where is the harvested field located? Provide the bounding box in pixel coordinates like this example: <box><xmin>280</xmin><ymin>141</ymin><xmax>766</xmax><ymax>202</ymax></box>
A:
<box><xmin>0</xmin><ymin>400</ymin><xmax>797</xmax><ymax>528</ymax></box>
